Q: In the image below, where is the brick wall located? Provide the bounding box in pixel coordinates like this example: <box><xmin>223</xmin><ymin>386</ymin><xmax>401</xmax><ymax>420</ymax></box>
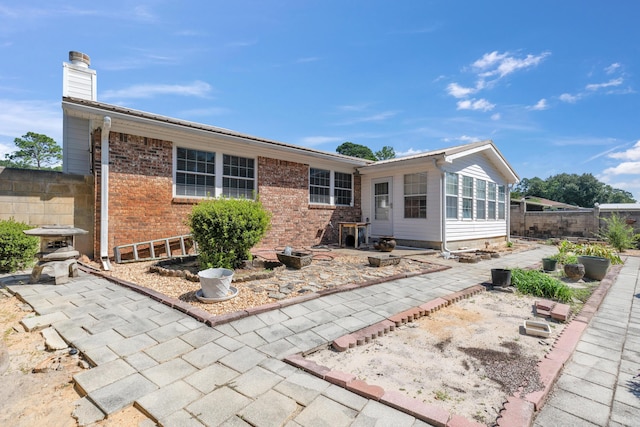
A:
<box><xmin>257</xmin><ymin>157</ymin><xmax>362</xmax><ymax>249</ymax></box>
<box><xmin>93</xmin><ymin>130</ymin><xmax>192</xmax><ymax>257</ymax></box>
<box><xmin>93</xmin><ymin>130</ymin><xmax>362</xmax><ymax>258</ymax></box>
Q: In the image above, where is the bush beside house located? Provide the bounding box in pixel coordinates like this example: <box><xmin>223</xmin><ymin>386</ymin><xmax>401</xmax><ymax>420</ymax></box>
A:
<box><xmin>0</xmin><ymin>218</ymin><xmax>39</xmax><ymax>273</ymax></box>
<box><xmin>189</xmin><ymin>198</ymin><xmax>271</xmax><ymax>269</ymax></box>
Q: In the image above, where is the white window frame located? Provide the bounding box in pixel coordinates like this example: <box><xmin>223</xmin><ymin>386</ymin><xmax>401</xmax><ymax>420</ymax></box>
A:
<box><xmin>488</xmin><ymin>182</ymin><xmax>497</xmax><ymax>220</ymax></box>
<box><xmin>462</xmin><ymin>176</ymin><xmax>474</xmax><ymax>219</ymax></box>
<box><xmin>334</xmin><ymin>172</ymin><xmax>353</xmax><ymax>206</ymax></box>
<box><xmin>309</xmin><ymin>168</ymin><xmax>353</xmax><ymax>206</ymax></box>
<box><xmin>404</xmin><ymin>172</ymin><xmax>427</xmax><ymax>219</ymax></box>
<box><xmin>476</xmin><ymin>179</ymin><xmax>486</xmax><ymax>220</ymax></box>
<box><xmin>175</xmin><ymin>147</ymin><xmax>216</xmax><ymax>197</ymax></box>
<box><xmin>445</xmin><ymin>172</ymin><xmax>459</xmax><ymax>219</ymax></box>
<box><xmin>498</xmin><ymin>185</ymin><xmax>506</xmax><ymax>220</ymax></box>
<box><xmin>174</xmin><ymin>147</ymin><xmax>256</xmax><ymax>199</ymax></box>
<box><xmin>222</xmin><ymin>154</ymin><xmax>255</xmax><ymax>199</ymax></box>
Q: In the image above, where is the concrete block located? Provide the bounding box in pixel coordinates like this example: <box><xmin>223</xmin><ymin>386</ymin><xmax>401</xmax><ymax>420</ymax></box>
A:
<box><xmin>21</xmin><ymin>311</ymin><xmax>68</xmax><ymax>332</ymax></box>
<box><xmin>41</xmin><ymin>326</ymin><xmax>68</xmax><ymax>350</ymax></box>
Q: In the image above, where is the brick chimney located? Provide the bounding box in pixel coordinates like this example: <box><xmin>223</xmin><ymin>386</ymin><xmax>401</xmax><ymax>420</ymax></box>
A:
<box><xmin>62</xmin><ymin>51</ymin><xmax>97</xmax><ymax>100</ymax></box>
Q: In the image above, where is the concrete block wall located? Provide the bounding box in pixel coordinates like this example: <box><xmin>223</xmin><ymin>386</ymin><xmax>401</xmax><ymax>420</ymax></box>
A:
<box><xmin>510</xmin><ymin>203</ymin><xmax>599</xmax><ymax>240</ymax></box>
<box><xmin>0</xmin><ymin>166</ymin><xmax>94</xmax><ymax>257</ymax></box>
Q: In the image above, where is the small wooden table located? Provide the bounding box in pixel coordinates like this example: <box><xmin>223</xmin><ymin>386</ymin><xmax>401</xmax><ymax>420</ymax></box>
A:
<box><xmin>338</xmin><ymin>222</ymin><xmax>370</xmax><ymax>249</ymax></box>
<box><xmin>24</xmin><ymin>226</ymin><xmax>88</xmax><ymax>285</ymax></box>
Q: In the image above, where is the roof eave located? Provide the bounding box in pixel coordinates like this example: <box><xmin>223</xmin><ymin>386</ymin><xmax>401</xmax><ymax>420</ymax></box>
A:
<box><xmin>62</xmin><ymin>98</ymin><xmax>371</xmax><ymax>167</ymax></box>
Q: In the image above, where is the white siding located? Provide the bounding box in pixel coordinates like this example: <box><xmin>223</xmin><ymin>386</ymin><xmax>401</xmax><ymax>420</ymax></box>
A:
<box><xmin>360</xmin><ymin>150</ymin><xmax>510</xmax><ymax>247</ymax></box>
<box><xmin>63</xmin><ymin>116</ymin><xmax>91</xmax><ymax>175</ymax></box>
<box><xmin>361</xmin><ymin>161</ymin><xmax>442</xmax><ymax>242</ymax></box>
<box><xmin>443</xmin><ymin>152</ymin><xmax>508</xmax><ymax>242</ymax></box>
<box><xmin>62</xmin><ymin>64</ymin><xmax>97</xmax><ymax>100</ymax></box>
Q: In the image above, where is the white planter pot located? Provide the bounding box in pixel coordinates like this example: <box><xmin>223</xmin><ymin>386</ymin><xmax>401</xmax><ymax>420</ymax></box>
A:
<box><xmin>198</xmin><ymin>268</ymin><xmax>234</xmax><ymax>298</ymax></box>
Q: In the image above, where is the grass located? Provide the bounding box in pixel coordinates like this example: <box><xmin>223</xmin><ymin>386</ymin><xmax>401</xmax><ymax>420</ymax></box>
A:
<box><xmin>511</xmin><ymin>268</ymin><xmax>573</xmax><ymax>303</ymax></box>
<box><xmin>434</xmin><ymin>389</ymin><xmax>450</xmax><ymax>401</ymax></box>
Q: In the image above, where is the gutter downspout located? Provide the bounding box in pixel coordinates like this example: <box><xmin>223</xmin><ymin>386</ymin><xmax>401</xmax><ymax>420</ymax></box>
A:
<box><xmin>507</xmin><ymin>184</ymin><xmax>514</xmax><ymax>244</ymax></box>
<box><xmin>433</xmin><ymin>158</ymin><xmax>451</xmax><ymax>254</ymax></box>
<box><xmin>100</xmin><ymin>116</ymin><xmax>112</xmax><ymax>270</ymax></box>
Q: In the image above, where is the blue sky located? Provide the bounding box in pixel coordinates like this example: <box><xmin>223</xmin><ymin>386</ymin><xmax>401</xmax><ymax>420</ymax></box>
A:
<box><xmin>1</xmin><ymin>1</ymin><xmax>639</xmax><ymax>200</ymax></box>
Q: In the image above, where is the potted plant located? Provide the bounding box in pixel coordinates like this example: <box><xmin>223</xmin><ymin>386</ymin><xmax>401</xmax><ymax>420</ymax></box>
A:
<box><xmin>491</xmin><ymin>268</ymin><xmax>511</xmax><ymax>287</ymax></box>
<box><xmin>577</xmin><ymin>255</ymin><xmax>610</xmax><ymax>280</ymax></box>
<box><xmin>541</xmin><ymin>257</ymin><xmax>557</xmax><ymax>271</ymax></box>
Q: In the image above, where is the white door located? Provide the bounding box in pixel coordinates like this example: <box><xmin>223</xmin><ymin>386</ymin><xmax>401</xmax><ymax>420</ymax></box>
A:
<box><xmin>371</xmin><ymin>178</ymin><xmax>393</xmax><ymax>236</ymax></box>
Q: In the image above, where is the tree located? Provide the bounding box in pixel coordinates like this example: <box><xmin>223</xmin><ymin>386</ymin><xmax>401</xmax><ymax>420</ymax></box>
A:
<box><xmin>336</xmin><ymin>142</ymin><xmax>377</xmax><ymax>161</ymax></box>
<box><xmin>512</xmin><ymin>173</ymin><xmax>636</xmax><ymax>207</ymax></box>
<box><xmin>375</xmin><ymin>146</ymin><xmax>396</xmax><ymax>160</ymax></box>
<box><xmin>4</xmin><ymin>132</ymin><xmax>62</xmax><ymax>170</ymax></box>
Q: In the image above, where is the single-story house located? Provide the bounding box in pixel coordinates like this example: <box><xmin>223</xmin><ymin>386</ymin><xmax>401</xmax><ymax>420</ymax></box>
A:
<box><xmin>61</xmin><ymin>51</ymin><xmax>519</xmax><ymax>267</ymax></box>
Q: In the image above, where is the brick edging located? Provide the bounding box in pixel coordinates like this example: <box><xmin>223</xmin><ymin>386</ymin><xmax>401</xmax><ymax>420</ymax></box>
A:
<box><xmin>284</xmin><ymin>263</ymin><xmax>624</xmax><ymax>427</ymax></box>
<box><xmin>285</xmin><ymin>284</ymin><xmax>488</xmax><ymax>427</ymax></box>
<box><xmin>497</xmin><ymin>263</ymin><xmax>623</xmax><ymax>425</ymax></box>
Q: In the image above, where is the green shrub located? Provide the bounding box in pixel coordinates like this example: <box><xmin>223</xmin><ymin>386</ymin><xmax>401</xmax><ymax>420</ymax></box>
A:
<box><xmin>0</xmin><ymin>218</ymin><xmax>39</xmax><ymax>273</ymax></box>
<box><xmin>553</xmin><ymin>240</ymin><xmax>622</xmax><ymax>265</ymax></box>
<box><xmin>598</xmin><ymin>213</ymin><xmax>635</xmax><ymax>252</ymax></box>
<box><xmin>188</xmin><ymin>198</ymin><xmax>271</xmax><ymax>269</ymax></box>
<box><xmin>511</xmin><ymin>268</ymin><xmax>573</xmax><ymax>302</ymax></box>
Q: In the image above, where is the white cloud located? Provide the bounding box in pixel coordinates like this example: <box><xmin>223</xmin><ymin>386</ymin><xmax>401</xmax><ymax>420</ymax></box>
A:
<box><xmin>608</xmin><ymin>141</ymin><xmax>640</xmax><ymax>161</ymax></box>
<box><xmin>472</xmin><ymin>50</ymin><xmax>550</xmax><ymax>79</ymax></box>
<box><xmin>457</xmin><ymin>98</ymin><xmax>495</xmax><ymax>112</ymax></box>
<box><xmin>491</xmin><ymin>113</ymin><xmax>501</xmax><ymax>121</ymax></box>
<box><xmin>472</xmin><ymin>51</ymin><xmax>509</xmax><ymax>70</ymax></box>
<box><xmin>529</xmin><ymin>99</ymin><xmax>548</xmax><ymax>111</ymax></box>
<box><xmin>395</xmin><ymin>148</ymin><xmax>427</xmax><ymax>157</ymax></box>
<box><xmin>602</xmin><ymin>162</ymin><xmax>640</xmax><ymax>176</ymax></box>
<box><xmin>0</xmin><ymin>99</ymin><xmax>62</xmax><ymax>144</ymax></box>
<box><xmin>586</xmin><ymin>78</ymin><xmax>623</xmax><ymax>91</ymax></box>
<box><xmin>559</xmin><ymin>93</ymin><xmax>579</xmax><ymax>103</ymax></box>
<box><xmin>101</xmin><ymin>81</ymin><xmax>212</xmax><ymax>100</ymax></box>
<box><xmin>598</xmin><ymin>142</ymin><xmax>640</xmax><ymax>200</ymax></box>
<box><xmin>447</xmin><ymin>51</ymin><xmax>549</xmax><ymax>111</ymax></box>
<box><xmin>605</xmin><ymin>63</ymin><xmax>621</xmax><ymax>74</ymax></box>
<box><xmin>446</xmin><ymin>82</ymin><xmax>476</xmax><ymax>98</ymax></box>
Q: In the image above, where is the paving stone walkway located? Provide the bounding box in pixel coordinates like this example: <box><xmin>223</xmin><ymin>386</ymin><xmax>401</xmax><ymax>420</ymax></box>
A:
<box><xmin>2</xmin><ymin>245</ymin><xmax>639</xmax><ymax>426</ymax></box>
<box><xmin>533</xmin><ymin>255</ymin><xmax>640</xmax><ymax>427</ymax></box>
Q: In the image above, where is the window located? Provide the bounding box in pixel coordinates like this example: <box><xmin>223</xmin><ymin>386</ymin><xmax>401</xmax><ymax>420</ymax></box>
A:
<box><xmin>462</xmin><ymin>176</ymin><xmax>474</xmax><ymax>219</ymax></box>
<box><xmin>498</xmin><ymin>185</ymin><xmax>506</xmax><ymax>220</ymax></box>
<box><xmin>488</xmin><ymin>182</ymin><xmax>496</xmax><ymax>220</ymax></box>
<box><xmin>476</xmin><ymin>179</ymin><xmax>486</xmax><ymax>220</ymax></box>
<box><xmin>176</xmin><ymin>148</ymin><xmax>215</xmax><ymax>197</ymax></box>
<box><xmin>445</xmin><ymin>172</ymin><xmax>458</xmax><ymax>219</ymax></box>
<box><xmin>310</xmin><ymin>168</ymin><xmax>330</xmax><ymax>204</ymax></box>
<box><xmin>334</xmin><ymin>172</ymin><xmax>353</xmax><ymax>206</ymax></box>
<box><xmin>404</xmin><ymin>173</ymin><xmax>427</xmax><ymax>218</ymax></box>
<box><xmin>223</xmin><ymin>154</ymin><xmax>255</xmax><ymax>198</ymax></box>
<box><xmin>309</xmin><ymin>169</ymin><xmax>353</xmax><ymax>205</ymax></box>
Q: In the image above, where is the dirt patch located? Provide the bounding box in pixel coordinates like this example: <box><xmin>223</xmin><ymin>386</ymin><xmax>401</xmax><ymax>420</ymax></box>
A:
<box><xmin>305</xmin><ymin>289</ymin><xmax>564</xmax><ymax>426</ymax></box>
<box><xmin>0</xmin><ymin>289</ymin><xmax>149</xmax><ymax>427</ymax></box>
